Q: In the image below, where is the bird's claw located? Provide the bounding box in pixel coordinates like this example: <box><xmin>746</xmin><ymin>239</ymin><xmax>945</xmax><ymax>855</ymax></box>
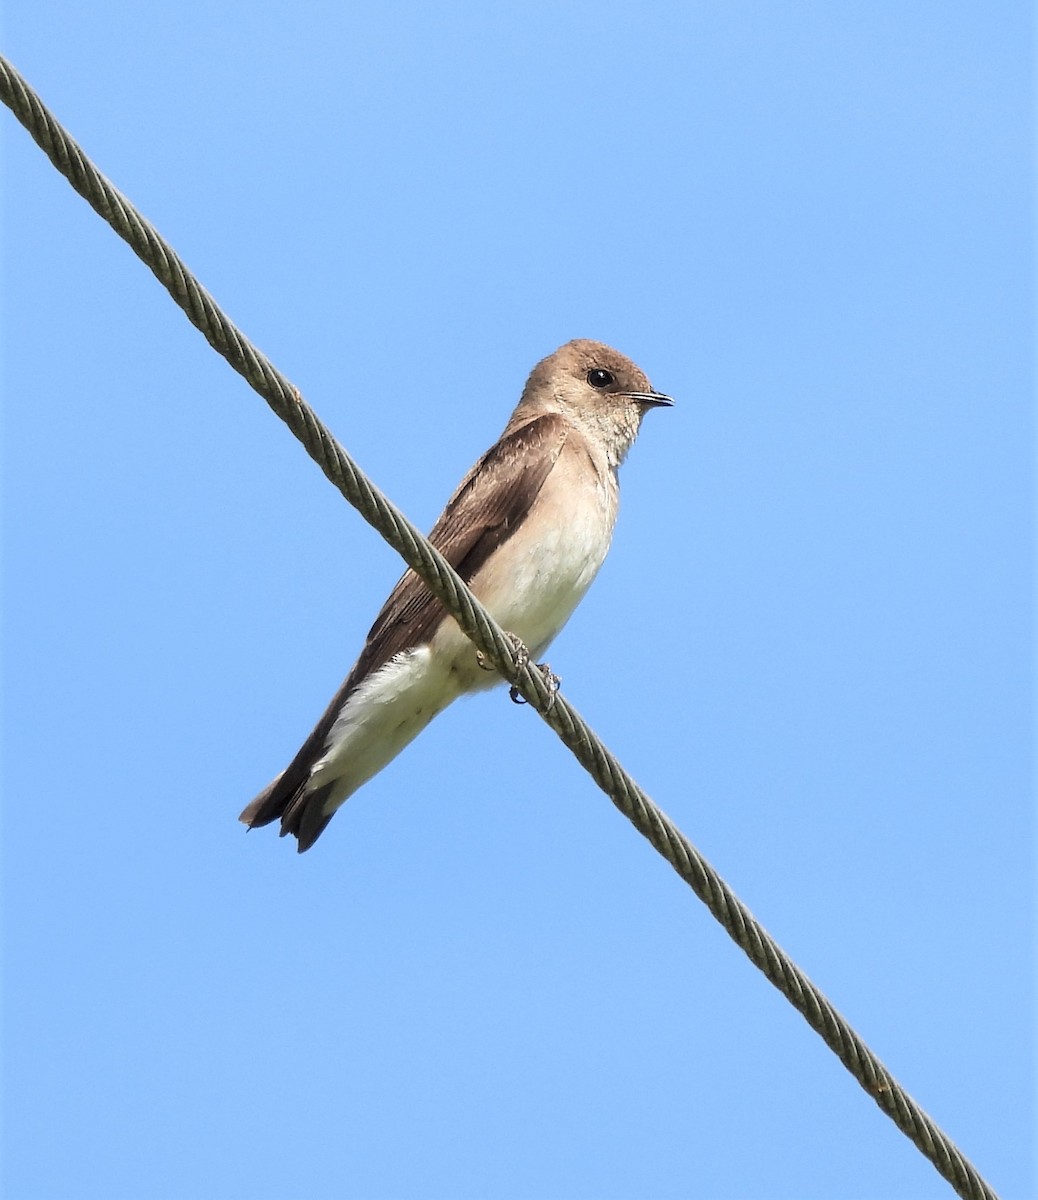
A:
<box><xmin>510</xmin><ymin>662</ymin><xmax>561</xmax><ymax>710</ymax></box>
<box><xmin>476</xmin><ymin>631</ymin><xmax>530</xmax><ymax>673</ymax></box>
<box><xmin>473</xmin><ymin>633</ymin><xmax>559</xmax><ymax>708</ymax></box>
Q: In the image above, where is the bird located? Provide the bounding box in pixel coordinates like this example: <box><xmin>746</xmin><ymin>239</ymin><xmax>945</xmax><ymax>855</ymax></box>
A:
<box><xmin>240</xmin><ymin>338</ymin><xmax>673</xmax><ymax>851</ymax></box>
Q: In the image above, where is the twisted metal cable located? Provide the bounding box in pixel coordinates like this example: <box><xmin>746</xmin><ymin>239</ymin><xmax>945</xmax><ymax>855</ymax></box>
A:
<box><xmin>1</xmin><ymin>54</ymin><xmax>998</xmax><ymax>1200</ymax></box>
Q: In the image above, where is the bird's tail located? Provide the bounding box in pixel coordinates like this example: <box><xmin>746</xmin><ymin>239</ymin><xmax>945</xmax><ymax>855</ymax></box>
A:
<box><xmin>239</xmin><ymin>773</ymin><xmax>336</xmax><ymax>853</ymax></box>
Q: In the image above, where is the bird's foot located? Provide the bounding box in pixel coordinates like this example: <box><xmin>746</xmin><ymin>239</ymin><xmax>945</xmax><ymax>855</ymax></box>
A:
<box><xmin>473</xmin><ymin>633</ymin><xmax>558</xmax><ymax>708</ymax></box>
<box><xmin>476</xmin><ymin>631</ymin><xmax>530</xmax><ymax>673</ymax></box>
<box><xmin>510</xmin><ymin>662</ymin><xmax>561</xmax><ymax>710</ymax></box>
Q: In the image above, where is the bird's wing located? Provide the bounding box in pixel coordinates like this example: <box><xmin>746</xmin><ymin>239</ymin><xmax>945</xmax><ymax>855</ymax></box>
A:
<box><xmin>354</xmin><ymin>412</ymin><xmax>570</xmax><ymax>681</ymax></box>
<box><xmin>240</xmin><ymin>413</ymin><xmax>570</xmax><ymax>843</ymax></box>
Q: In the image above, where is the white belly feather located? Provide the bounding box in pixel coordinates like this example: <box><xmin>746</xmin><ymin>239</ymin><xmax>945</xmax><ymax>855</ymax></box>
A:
<box><xmin>310</xmin><ymin>461</ymin><xmax>617</xmax><ymax>812</ymax></box>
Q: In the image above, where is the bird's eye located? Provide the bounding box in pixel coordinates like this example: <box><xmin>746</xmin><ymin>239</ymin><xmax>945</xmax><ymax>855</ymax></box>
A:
<box><xmin>587</xmin><ymin>368</ymin><xmax>615</xmax><ymax>389</ymax></box>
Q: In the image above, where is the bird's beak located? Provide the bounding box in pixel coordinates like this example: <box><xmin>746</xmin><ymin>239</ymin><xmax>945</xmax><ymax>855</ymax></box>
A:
<box><xmin>626</xmin><ymin>390</ymin><xmax>675</xmax><ymax>408</ymax></box>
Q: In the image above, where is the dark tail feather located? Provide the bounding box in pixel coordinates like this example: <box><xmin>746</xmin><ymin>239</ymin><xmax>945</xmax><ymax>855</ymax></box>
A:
<box><xmin>239</xmin><ymin>774</ymin><xmax>337</xmax><ymax>853</ymax></box>
<box><xmin>280</xmin><ymin>782</ymin><xmax>337</xmax><ymax>853</ymax></box>
<box><xmin>239</xmin><ymin>773</ymin><xmax>290</xmax><ymax>829</ymax></box>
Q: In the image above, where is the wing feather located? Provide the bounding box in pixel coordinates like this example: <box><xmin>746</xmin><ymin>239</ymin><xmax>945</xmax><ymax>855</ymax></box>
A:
<box><xmin>240</xmin><ymin>413</ymin><xmax>569</xmax><ymax>840</ymax></box>
<box><xmin>356</xmin><ymin>413</ymin><xmax>569</xmax><ymax>678</ymax></box>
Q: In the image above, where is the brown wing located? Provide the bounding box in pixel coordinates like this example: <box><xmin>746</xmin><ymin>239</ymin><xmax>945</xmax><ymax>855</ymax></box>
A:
<box><xmin>240</xmin><ymin>413</ymin><xmax>569</xmax><ymax>842</ymax></box>
<box><xmin>352</xmin><ymin>412</ymin><xmax>569</xmax><ymax>683</ymax></box>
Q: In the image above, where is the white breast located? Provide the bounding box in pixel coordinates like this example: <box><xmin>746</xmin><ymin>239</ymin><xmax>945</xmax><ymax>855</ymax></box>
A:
<box><xmin>310</xmin><ymin>443</ymin><xmax>619</xmax><ymax>804</ymax></box>
<box><xmin>465</xmin><ymin>453</ymin><xmax>618</xmax><ymax>663</ymax></box>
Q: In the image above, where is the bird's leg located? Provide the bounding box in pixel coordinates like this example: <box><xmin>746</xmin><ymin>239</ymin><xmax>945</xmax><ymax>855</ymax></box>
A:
<box><xmin>510</xmin><ymin>662</ymin><xmax>561</xmax><ymax>710</ymax></box>
<box><xmin>475</xmin><ymin>631</ymin><xmax>529</xmax><ymax>673</ymax></box>
<box><xmin>473</xmin><ymin>633</ymin><xmax>560</xmax><ymax>709</ymax></box>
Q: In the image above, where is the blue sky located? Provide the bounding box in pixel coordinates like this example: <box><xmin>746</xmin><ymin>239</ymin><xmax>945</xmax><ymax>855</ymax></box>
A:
<box><xmin>2</xmin><ymin>4</ymin><xmax>1033</xmax><ymax>1199</ymax></box>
